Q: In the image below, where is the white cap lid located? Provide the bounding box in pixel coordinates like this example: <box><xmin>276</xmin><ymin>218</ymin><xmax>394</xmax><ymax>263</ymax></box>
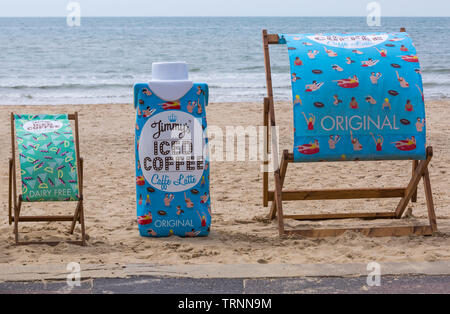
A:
<box><xmin>152</xmin><ymin>62</ymin><xmax>189</xmax><ymax>81</ymax></box>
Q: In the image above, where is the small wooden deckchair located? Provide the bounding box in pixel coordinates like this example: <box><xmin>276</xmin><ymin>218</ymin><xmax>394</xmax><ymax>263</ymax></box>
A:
<box><xmin>262</xmin><ymin>28</ymin><xmax>437</xmax><ymax>237</ymax></box>
<box><xmin>9</xmin><ymin>113</ymin><xmax>86</xmax><ymax>245</ymax></box>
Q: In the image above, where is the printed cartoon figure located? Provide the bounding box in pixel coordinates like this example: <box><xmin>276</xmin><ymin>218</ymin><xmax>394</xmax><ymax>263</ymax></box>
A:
<box><xmin>307</xmin><ymin>50</ymin><xmax>319</xmax><ymax>59</ymax></box>
<box><xmin>350</xmin><ymin>97</ymin><xmax>358</xmax><ymax>109</ymax></box>
<box><xmin>396</xmin><ymin>71</ymin><xmax>409</xmax><ymax>88</ymax></box>
<box><xmin>346</xmin><ymin>57</ymin><xmax>355</xmax><ymax>64</ymax></box>
<box><xmin>187</xmin><ymin>101</ymin><xmax>194</xmax><ymax>113</ymax></box>
<box><xmin>400</xmin><ymin>45</ymin><xmax>408</xmax><ymax>52</ymax></box>
<box><xmin>200</xmin><ymin>192</ymin><xmax>209</xmax><ymax>204</ymax></box>
<box><xmin>196</xmin><ymin>86</ymin><xmax>204</xmax><ymax>96</ymax></box>
<box><xmin>294</xmin><ymin>95</ymin><xmax>302</xmax><ymax>105</ymax></box>
<box><xmin>142</xmin><ymin>88</ymin><xmax>152</xmax><ymax>96</ymax></box>
<box><xmin>185</xmin><ymin>229</ymin><xmax>201</xmax><ymax>237</ymax></box>
<box><xmin>184</xmin><ymin>192</ymin><xmax>194</xmax><ymax>208</ymax></box>
<box><xmin>382</xmin><ymin>98</ymin><xmax>391</xmax><ymax>110</ymax></box>
<box><xmin>305</xmin><ymin>81</ymin><xmax>324</xmax><ymax>92</ymax></box>
<box><xmin>196</xmin><ymin>211</ymin><xmax>207</xmax><ymax>227</ymax></box>
<box><xmin>361</xmin><ymin>58</ymin><xmax>379</xmax><ymax>67</ymax></box>
<box><xmin>294</xmin><ymin>57</ymin><xmax>303</xmax><ymax>66</ymax></box>
<box><xmin>147</xmin><ymin>229</ymin><xmax>157</xmax><ymax>236</ymax></box>
<box><xmin>333</xmin><ymin>94</ymin><xmax>342</xmax><ymax>106</ymax></box>
<box><xmin>370</xmin><ymin>132</ymin><xmax>384</xmax><ymax>151</ymax></box>
<box><xmin>416</xmin><ymin>84</ymin><xmax>424</xmax><ymax>102</ymax></box>
<box><xmin>138</xmin><ymin>194</ymin><xmax>143</xmax><ymax>205</ymax></box>
<box><xmin>197</xmin><ymin>101</ymin><xmax>202</xmax><ymax>115</ymax></box>
<box><xmin>350</xmin><ymin>130</ymin><xmax>363</xmax><ymax>151</ymax></box>
<box><xmin>332</xmin><ymin>64</ymin><xmax>344</xmax><ymax>72</ymax></box>
<box><xmin>370</xmin><ymin>72</ymin><xmax>382</xmax><ymax>84</ymax></box>
<box><xmin>301</xmin><ymin>112</ymin><xmax>316</xmax><ymax>130</ymax></box>
<box><xmin>302</xmin><ymin>41</ymin><xmax>313</xmax><ymax>46</ymax></box>
<box><xmin>375</xmin><ymin>47</ymin><xmax>387</xmax><ymax>57</ymax></box>
<box><xmin>416</xmin><ymin>118</ymin><xmax>425</xmax><ymax>132</ymax></box>
<box><xmin>145</xmin><ymin>194</ymin><xmax>151</xmax><ymax>206</ymax></box>
<box><xmin>392</xmin><ymin>136</ymin><xmax>416</xmax><ymax>151</ymax></box>
<box><xmin>400</xmin><ymin>55</ymin><xmax>419</xmax><ymax>63</ymax></box>
<box><xmin>142</xmin><ymin>107</ymin><xmax>156</xmax><ymax>118</ymax></box>
<box><xmin>138</xmin><ymin>212</ymin><xmax>152</xmax><ymax>225</ymax></box>
<box><xmin>176</xmin><ymin>206</ymin><xmax>184</xmax><ymax>216</ymax></box>
<box><xmin>365</xmin><ymin>95</ymin><xmax>376</xmax><ymax>104</ymax></box>
<box><xmin>296</xmin><ymin>140</ymin><xmax>320</xmax><ymax>155</ymax></box>
<box><xmin>352</xmin><ymin>49</ymin><xmax>363</xmax><ymax>55</ymax></box>
<box><xmin>324</xmin><ymin>47</ymin><xmax>337</xmax><ymax>57</ymax></box>
<box><xmin>335</xmin><ymin>75</ymin><xmax>359</xmax><ymax>88</ymax></box>
<box><xmin>164</xmin><ymin>193</ymin><xmax>175</xmax><ymax>206</ymax></box>
<box><xmin>292</xmin><ymin>73</ymin><xmax>299</xmax><ymax>82</ymax></box>
<box><xmin>328</xmin><ymin>135</ymin><xmax>341</xmax><ymax>149</ymax></box>
<box><xmin>405</xmin><ymin>99</ymin><xmax>414</xmax><ymax>112</ymax></box>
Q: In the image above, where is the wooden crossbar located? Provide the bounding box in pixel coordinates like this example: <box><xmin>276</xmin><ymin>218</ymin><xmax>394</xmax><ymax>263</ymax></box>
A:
<box><xmin>261</xmin><ymin>28</ymin><xmax>437</xmax><ymax>237</ymax></box>
<box><xmin>9</xmin><ymin>112</ymin><xmax>86</xmax><ymax>246</ymax></box>
<box><xmin>268</xmin><ymin>188</ymin><xmax>406</xmax><ymax>201</ymax></box>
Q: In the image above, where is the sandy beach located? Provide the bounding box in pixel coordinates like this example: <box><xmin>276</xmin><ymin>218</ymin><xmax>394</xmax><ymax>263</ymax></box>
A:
<box><xmin>0</xmin><ymin>100</ymin><xmax>449</xmax><ymax>266</ymax></box>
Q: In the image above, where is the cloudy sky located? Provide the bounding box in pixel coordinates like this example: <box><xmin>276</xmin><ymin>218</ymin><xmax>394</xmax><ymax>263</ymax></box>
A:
<box><xmin>0</xmin><ymin>0</ymin><xmax>449</xmax><ymax>17</ymax></box>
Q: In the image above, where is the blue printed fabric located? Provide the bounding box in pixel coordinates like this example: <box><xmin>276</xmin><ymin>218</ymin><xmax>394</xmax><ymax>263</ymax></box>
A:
<box><xmin>279</xmin><ymin>32</ymin><xmax>426</xmax><ymax>162</ymax></box>
<box><xmin>134</xmin><ymin>83</ymin><xmax>211</xmax><ymax>237</ymax></box>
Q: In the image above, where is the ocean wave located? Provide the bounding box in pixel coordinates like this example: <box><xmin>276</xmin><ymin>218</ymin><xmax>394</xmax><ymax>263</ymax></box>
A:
<box><xmin>0</xmin><ymin>83</ymin><xmax>133</xmax><ymax>90</ymax></box>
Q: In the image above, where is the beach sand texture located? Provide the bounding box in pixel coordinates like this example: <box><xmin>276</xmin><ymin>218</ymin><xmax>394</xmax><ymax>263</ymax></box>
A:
<box><xmin>0</xmin><ymin>101</ymin><xmax>449</xmax><ymax>265</ymax></box>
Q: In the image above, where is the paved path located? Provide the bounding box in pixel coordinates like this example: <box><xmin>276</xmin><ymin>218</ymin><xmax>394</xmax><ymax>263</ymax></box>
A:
<box><xmin>0</xmin><ymin>274</ymin><xmax>449</xmax><ymax>294</ymax></box>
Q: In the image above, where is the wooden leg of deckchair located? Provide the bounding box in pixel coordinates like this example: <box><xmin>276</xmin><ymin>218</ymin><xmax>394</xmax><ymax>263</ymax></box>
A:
<box><xmin>14</xmin><ymin>197</ymin><xmax>22</xmax><ymax>244</ymax></box>
<box><xmin>411</xmin><ymin>160</ymin><xmax>418</xmax><ymax>202</ymax></box>
<box><xmin>274</xmin><ymin>170</ymin><xmax>285</xmax><ymax>235</ymax></box>
<box><xmin>80</xmin><ymin>201</ymin><xmax>86</xmax><ymax>246</ymax></box>
<box><xmin>8</xmin><ymin>159</ymin><xmax>13</xmax><ymax>225</ymax></box>
<box><xmin>423</xmin><ymin>167</ymin><xmax>438</xmax><ymax>232</ymax></box>
<box><xmin>395</xmin><ymin>147</ymin><xmax>432</xmax><ymax>218</ymax></box>
<box><xmin>70</xmin><ymin>200</ymin><xmax>81</xmax><ymax>234</ymax></box>
<box><xmin>269</xmin><ymin>150</ymin><xmax>288</xmax><ymax>220</ymax></box>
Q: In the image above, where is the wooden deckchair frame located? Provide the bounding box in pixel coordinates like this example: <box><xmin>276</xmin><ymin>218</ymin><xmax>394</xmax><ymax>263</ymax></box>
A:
<box><xmin>262</xmin><ymin>28</ymin><xmax>437</xmax><ymax>237</ymax></box>
<box><xmin>8</xmin><ymin>112</ymin><xmax>86</xmax><ymax>246</ymax></box>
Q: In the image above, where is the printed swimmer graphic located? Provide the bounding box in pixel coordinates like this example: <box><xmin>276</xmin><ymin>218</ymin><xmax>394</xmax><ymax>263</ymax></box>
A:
<box><xmin>296</xmin><ymin>139</ymin><xmax>320</xmax><ymax>155</ymax></box>
<box><xmin>334</xmin><ymin>75</ymin><xmax>359</xmax><ymax>88</ymax></box>
<box><xmin>305</xmin><ymin>81</ymin><xmax>324</xmax><ymax>92</ymax></box>
<box><xmin>370</xmin><ymin>132</ymin><xmax>384</xmax><ymax>151</ymax></box>
<box><xmin>350</xmin><ymin>131</ymin><xmax>363</xmax><ymax>151</ymax></box>
<box><xmin>301</xmin><ymin>112</ymin><xmax>316</xmax><ymax>130</ymax></box>
<box><xmin>392</xmin><ymin>136</ymin><xmax>416</xmax><ymax>151</ymax></box>
<box><xmin>328</xmin><ymin>135</ymin><xmax>341</xmax><ymax>149</ymax></box>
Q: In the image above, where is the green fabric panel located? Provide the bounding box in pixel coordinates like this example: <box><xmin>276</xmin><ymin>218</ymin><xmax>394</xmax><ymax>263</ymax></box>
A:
<box><xmin>14</xmin><ymin>114</ymin><xmax>79</xmax><ymax>202</ymax></box>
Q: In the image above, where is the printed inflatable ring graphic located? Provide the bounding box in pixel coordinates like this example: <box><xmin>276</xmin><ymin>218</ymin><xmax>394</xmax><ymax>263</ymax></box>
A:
<box><xmin>388</xmin><ymin>90</ymin><xmax>399</xmax><ymax>96</ymax></box>
<box><xmin>400</xmin><ymin>119</ymin><xmax>411</xmax><ymax>125</ymax></box>
<box><xmin>313</xmin><ymin>102</ymin><xmax>325</xmax><ymax>108</ymax></box>
<box><xmin>157</xmin><ymin>210</ymin><xmax>167</xmax><ymax>216</ymax></box>
<box><xmin>191</xmin><ymin>189</ymin><xmax>199</xmax><ymax>194</ymax></box>
<box><xmin>298</xmin><ymin>144</ymin><xmax>320</xmax><ymax>155</ymax></box>
<box><xmin>312</xmin><ymin>69</ymin><xmax>323</xmax><ymax>74</ymax></box>
<box><xmin>138</xmin><ymin>215</ymin><xmax>152</xmax><ymax>225</ymax></box>
<box><xmin>395</xmin><ymin>141</ymin><xmax>416</xmax><ymax>151</ymax></box>
<box><xmin>390</xmin><ymin>63</ymin><xmax>401</xmax><ymax>68</ymax></box>
<box><xmin>147</xmin><ymin>187</ymin><xmax>155</xmax><ymax>193</ymax></box>
<box><xmin>136</xmin><ymin>176</ymin><xmax>145</xmax><ymax>186</ymax></box>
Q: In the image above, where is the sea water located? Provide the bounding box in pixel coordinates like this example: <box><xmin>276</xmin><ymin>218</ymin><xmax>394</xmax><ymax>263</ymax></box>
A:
<box><xmin>0</xmin><ymin>17</ymin><xmax>449</xmax><ymax>105</ymax></box>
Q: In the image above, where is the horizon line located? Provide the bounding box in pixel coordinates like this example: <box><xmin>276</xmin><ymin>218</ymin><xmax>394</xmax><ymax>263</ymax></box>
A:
<box><xmin>0</xmin><ymin>15</ymin><xmax>449</xmax><ymax>18</ymax></box>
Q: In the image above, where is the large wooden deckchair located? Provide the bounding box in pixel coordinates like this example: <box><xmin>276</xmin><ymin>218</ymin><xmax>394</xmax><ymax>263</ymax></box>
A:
<box><xmin>9</xmin><ymin>113</ymin><xmax>86</xmax><ymax>245</ymax></box>
<box><xmin>262</xmin><ymin>28</ymin><xmax>437</xmax><ymax>237</ymax></box>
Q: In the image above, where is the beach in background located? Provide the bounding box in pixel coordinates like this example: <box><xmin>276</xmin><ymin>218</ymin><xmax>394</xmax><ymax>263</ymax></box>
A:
<box><xmin>0</xmin><ymin>100</ymin><xmax>449</xmax><ymax>265</ymax></box>
<box><xmin>0</xmin><ymin>17</ymin><xmax>449</xmax><ymax>105</ymax></box>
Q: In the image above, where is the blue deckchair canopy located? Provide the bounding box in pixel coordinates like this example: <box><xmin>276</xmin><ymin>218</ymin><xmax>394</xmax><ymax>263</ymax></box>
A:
<box><xmin>279</xmin><ymin>32</ymin><xmax>426</xmax><ymax>162</ymax></box>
